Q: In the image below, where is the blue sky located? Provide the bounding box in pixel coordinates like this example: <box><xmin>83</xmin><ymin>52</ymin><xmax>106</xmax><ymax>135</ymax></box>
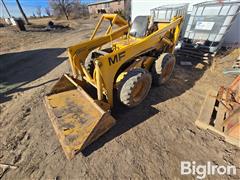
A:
<box><xmin>0</xmin><ymin>0</ymin><xmax>96</xmax><ymax>18</ymax></box>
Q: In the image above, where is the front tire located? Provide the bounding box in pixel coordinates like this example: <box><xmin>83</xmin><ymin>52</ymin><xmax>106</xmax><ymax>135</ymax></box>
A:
<box><xmin>84</xmin><ymin>52</ymin><xmax>95</xmax><ymax>76</ymax></box>
<box><xmin>118</xmin><ymin>68</ymin><xmax>152</xmax><ymax>108</ymax></box>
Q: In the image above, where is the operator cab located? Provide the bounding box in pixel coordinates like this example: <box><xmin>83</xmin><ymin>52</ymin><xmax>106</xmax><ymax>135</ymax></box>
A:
<box><xmin>112</xmin><ymin>16</ymin><xmax>158</xmax><ymax>50</ymax></box>
<box><xmin>129</xmin><ymin>16</ymin><xmax>158</xmax><ymax>38</ymax></box>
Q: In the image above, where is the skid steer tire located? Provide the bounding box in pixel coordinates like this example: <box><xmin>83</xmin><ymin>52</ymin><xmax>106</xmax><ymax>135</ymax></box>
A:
<box><xmin>119</xmin><ymin>68</ymin><xmax>152</xmax><ymax>108</ymax></box>
<box><xmin>84</xmin><ymin>53</ymin><xmax>95</xmax><ymax>76</ymax></box>
<box><xmin>151</xmin><ymin>53</ymin><xmax>176</xmax><ymax>86</ymax></box>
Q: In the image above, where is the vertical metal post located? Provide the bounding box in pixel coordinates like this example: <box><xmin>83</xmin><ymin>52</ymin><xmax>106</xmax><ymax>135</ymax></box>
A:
<box><xmin>16</xmin><ymin>0</ymin><xmax>29</xmax><ymax>24</ymax></box>
<box><xmin>95</xmin><ymin>60</ymin><xmax>103</xmax><ymax>101</ymax></box>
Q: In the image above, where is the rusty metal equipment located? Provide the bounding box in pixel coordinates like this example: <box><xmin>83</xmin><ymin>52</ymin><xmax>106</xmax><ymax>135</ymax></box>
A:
<box><xmin>196</xmin><ymin>76</ymin><xmax>240</xmax><ymax>147</ymax></box>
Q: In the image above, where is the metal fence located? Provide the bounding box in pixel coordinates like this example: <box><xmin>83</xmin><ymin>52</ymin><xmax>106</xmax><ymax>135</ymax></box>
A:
<box><xmin>150</xmin><ymin>3</ymin><xmax>189</xmax><ymax>22</ymax></box>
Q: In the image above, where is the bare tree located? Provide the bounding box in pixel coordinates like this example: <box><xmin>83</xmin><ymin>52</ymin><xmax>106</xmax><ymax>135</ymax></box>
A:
<box><xmin>36</xmin><ymin>6</ymin><xmax>42</xmax><ymax>17</ymax></box>
<box><xmin>48</xmin><ymin>0</ymin><xmax>80</xmax><ymax>20</ymax></box>
<box><xmin>16</xmin><ymin>0</ymin><xmax>29</xmax><ymax>24</ymax></box>
<box><xmin>45</xmin><ymin>7</ymin><xmax>51</xmax><ymax>16</ymax></box>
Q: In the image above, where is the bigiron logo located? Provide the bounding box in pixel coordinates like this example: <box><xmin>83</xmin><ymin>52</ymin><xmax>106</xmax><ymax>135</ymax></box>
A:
<box><xmin>108</xmin><ymin>51</ymin><xmax>126</xmax><ymax>66</ymax></box>
<box><xmin>181</xmin><ymin>161</ymin><xmax>236</xmax><ymax>179</ymax></box>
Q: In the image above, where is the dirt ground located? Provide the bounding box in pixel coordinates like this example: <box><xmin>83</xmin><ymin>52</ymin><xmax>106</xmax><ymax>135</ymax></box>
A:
<box><xmin>0</xmin><ymin>17</ymin><xmax>240</xmax><ymax>180</ymax></box>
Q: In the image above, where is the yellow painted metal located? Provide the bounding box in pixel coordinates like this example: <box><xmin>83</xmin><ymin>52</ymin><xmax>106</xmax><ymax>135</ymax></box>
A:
<box><xmin>162</xmin><ymin>37</ymin><xmax>174</xmax><ymax>47</ymax></box>
<box><xmin>116</xmin><ymin>72</ymin><xmax>127</xmax><ymax>83</ymax></box>
<box><xmin>95</xmin><ymin>60</ymin><xmax>103</xmax><ymax>101</ymax></box>
<box><xmin>68</xmin><ymin>25</ymin><xmax>128</xmax><ymax>78</ymax></box>
<box><xmin>170</xmin><ymin>16</ymin><xmax>182</xmax><ymax>53</ymax></box>
<box><xmin>67</xmin><ymin>14</ymin><xmax>183</xmax><ymax>106</ymax></box>
<box><xmin>95</xmin><ymin>16</ymin><xmax>183</xmax><ymax>106</ymax></box>
<box><xmin>80</xmin><ymin>63</ymin><xmax>93</xmax><ymax>82</ymax></box>
<box><xmin>143</xmin><ymin>56</ymin><xmax>155</xmax><ymax>70</ymax></box>
<box><xmin>90</xmin><ymin>14</ymin><xmax>127</xmax><ymax>40</ymax></box>
<box><xmin>45</xmin><ymin>14</ymin><xmax>184</xmax><ymax>159</ymax></box>
<box><xmin>90</xmin><ymin>15</ymin><xmax>104</xmax><ymax>40</ymax></box>
<box><xmin>44</xmin><ymin>74</ymin><xmax>115</xmax><ymax>160</ymax></box>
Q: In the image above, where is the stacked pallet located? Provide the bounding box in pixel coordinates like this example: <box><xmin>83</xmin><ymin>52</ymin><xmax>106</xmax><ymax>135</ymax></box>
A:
<box><xmin>196</xmin><ymin>76</ymin><xmax>240</xmax><ymax>147</ymax></box>
<box><xmin>176</xmin><ymin>42</ymin><xmax>215</xmax><ymax>61</ymax></box>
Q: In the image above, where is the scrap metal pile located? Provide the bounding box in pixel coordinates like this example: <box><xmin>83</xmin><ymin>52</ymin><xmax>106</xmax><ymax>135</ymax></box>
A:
<box><xmin>196</xmin><ymin>76</ymin><xmax>240</xmax><ymax>147</ymax></box>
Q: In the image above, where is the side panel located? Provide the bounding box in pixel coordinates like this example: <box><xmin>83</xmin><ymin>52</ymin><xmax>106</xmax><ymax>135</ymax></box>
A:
<box><xmin>98</xmin><ymin>17</ymin><xmax>183</xmax><ymax>106</ymax></box>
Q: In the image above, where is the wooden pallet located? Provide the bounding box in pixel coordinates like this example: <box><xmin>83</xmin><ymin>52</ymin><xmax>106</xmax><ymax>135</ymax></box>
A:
<box><xmin>195</xmin><ymin>90</ymin><xmax>240</xmax><ymax>148</ymax></box>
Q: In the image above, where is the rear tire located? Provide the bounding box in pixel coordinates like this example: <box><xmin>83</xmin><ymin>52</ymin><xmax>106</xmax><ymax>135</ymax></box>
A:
<box><xmin>118</xmin><ymin>68</ymin><xmax>152</xmax><ymax>108</ymax></box>
<box><xmin>151</xmin><ymin>53</ymin><xmax>176</xmax><ymax>86</ymax></box>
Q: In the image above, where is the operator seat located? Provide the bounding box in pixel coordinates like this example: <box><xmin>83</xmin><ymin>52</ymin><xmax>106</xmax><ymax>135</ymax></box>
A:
<box><xmin>129</xmin><ymin>16</ymin><xmax>150</xmax><ymax>38</ymax></box>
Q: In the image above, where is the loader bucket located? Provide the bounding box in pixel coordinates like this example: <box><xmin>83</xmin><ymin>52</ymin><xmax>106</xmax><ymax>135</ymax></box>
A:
<box><xmin>44</xmin><ymin>74</ymin><xmax>116</xmax><ymax>160</ymax></box>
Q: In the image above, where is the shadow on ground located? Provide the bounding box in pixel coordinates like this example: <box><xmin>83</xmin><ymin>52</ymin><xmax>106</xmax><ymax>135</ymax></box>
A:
<box><xmin>82</xmin><ymin>58</ymin><xmax>209</xmax><ymax>156</ymax></box>
<box><xmin>0</xmin><ymin>48</ymin><xmax>67</xmax><ymax>103</ymax></box>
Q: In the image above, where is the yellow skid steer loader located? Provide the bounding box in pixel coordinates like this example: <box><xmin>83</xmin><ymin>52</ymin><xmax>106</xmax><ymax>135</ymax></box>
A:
<box><xmin>45</xmin><ymin>14</ymin><xmax>183</xmax><ymax>159</ymax></box>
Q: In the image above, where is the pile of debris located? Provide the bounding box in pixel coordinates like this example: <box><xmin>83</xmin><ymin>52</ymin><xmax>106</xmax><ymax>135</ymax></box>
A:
<box><xmin>44</xmin><ymin>21</ymin><xmax>71</xmax><ymax>31</ymax></box>
<box><xmin>4</xmin><ymin>17</ymin><xmax>26</xmax><ymax>31</ymax></box>
<box><xmin>0</xmin><ymin>20</ymin><xmax>4</xmax><ymax>28</ymax></box>
<box><xmin>196</xmin><ymin>76</ymin><xmax>240</xmax><ymax>147</ymax></box>
<box><xmin>224</xmin><ymin>55</ymin><xmax>240</xmax><ymax>75</ymax></box>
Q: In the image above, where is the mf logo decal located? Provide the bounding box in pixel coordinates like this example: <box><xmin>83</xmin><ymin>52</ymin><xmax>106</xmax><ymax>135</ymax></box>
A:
<box><xmin>108</xmin><ymin>51</ymin><xmax>126</xmax><ymax>66</ymax></box>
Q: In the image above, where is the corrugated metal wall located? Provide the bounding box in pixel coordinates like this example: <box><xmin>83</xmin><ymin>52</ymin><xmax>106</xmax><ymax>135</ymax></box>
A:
<box><xmin>131</xmin><ymin>0</ymin><xmax>240</xmax><ymax>46</ymax></box>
